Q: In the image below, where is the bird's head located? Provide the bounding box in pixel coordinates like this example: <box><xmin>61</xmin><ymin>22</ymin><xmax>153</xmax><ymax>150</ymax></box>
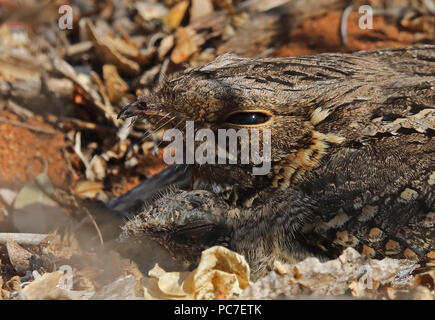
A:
<box><xmin>118</xmin><ymin>53</ymin><xmax>352</xmax><ymax>201</ymax></box>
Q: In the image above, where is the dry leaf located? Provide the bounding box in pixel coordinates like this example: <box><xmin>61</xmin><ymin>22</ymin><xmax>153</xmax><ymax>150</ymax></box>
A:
<box><xmin>6</xmin><ymin>238</ymin><xmax>32</xmax><ymax>273</ymax></box>
<box><xmin>21</xmin><ymin>271</ymin><xmax>86</xmax><ymax>300</ymax></box>
<box><xmin>3</xmin><ymin>276</ymin><xmax>20</xmax><ymax>292</ymax></box>
<box><xmin>414</xmin><ymin>271</ymin><xmax>435</xmax><ymax>293</ymax></box>
<box><xmin>90</xmin><ymin>275</ymin><xmax>136</xmax><ymax>300</ymax></box>
<box><xmin>143</xmin><ymin>246</ymin><xmax>251</xmax><ymax>300</ymax></box>
<box><xmin>89</xmin><ymin>155</ymin><xmax>107</xmax><ymax>181</ymax></box>
<box><xmin>213</xmin><ymin>0</ymin><xmax>235</xmax><ymax>13</ymax></box>
<box><xmin>148</xmin><ymin>264</ymin><xmax>191</xmax><ymax>297</ymax></box>
<box><xmin>163</xmin><ymin>1</ymin><xmax>190</xmax><ymax>29</ymax></box>
<box><xmin>401</xmin><ymin>16</ymin><xmax>435</xmax><ymax>33</ymax></box>
<box><xmin>143</xmin><ymin>276</ymin><xmax>170</xmax><ymax>300</ymax></box>
<box><xmin>90</xmin><ymin>71</ymin><xmax>113</xmax><ymax>113</ymax></box>
<box><xmin>171</xmin><ymin>27</ymin><xmax>198</xmax><ymax>64</ymax></box>
<box><xmin>73</xmin><ymin>180</ymin><xmax>104</xmax><ymax>199</ymax></box>
<box><xmin>103</xmin><ymin>64</ymin><xmax>129</xmax><ymax>104</ymax></box>
<box><xmin>103</xmin><ymin>34</ymin><xmax>141</xmax><ymax>61</ymax></box>
<box><xmin>190</xmin><ymin>0</ymin><xmax>214</xmax><ymax>22</ymax></box>
<box><xmin>273</xmin><ymin>260</ymin><xmax>292</xmax><ymax>275</ymax></box>
<box><xmin>86</xmin><ymin>20</ymin><xmax>140</xmax><ymax>77</ymax></box>
<box><xmin>52</xmin><ymin>57</ymin><xmax>109</xmax><ymax>117</ymax></box>
<box><xmin>158</xmin><ymin>35</ymin><xmax>175</xmax><ymax>60</ymax></box>
<box><xmin>191</xmin><ymin>246</ymin><xmax>251</xmax><ymax>291</ymax></box>
<box><xmin>134</xmin><ymin>2</ymin><xmax>168</xmax><ymax>21</ymax></box>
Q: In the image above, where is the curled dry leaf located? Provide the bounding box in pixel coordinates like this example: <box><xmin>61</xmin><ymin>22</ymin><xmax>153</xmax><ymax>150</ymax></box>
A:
<box><xmin>86</xmin><ymin>20</ymin><xmax>140</xmax><ymax>77</ymax></box>
<box><xmin>146</xmin><ymin>264</ymin><xmax>191</xmax><ymax>299</ymax></box>
<box><xmin>6</xmin><ymin>238</ymin><xmax>32</xmax><ymax>273</ymax></box>
<box><xmin>163</xmin><ymin>0</ymin><xmax>190</xmax><ymax>29</ymax></box>
<box><xmin>191</xmin><ymin>245</ymin><xmax>251</xmax><ymax>299</ymax></box>
<box><xmin>103</xmin><ymin>34</ymin><xmax>151</xmax><ymax>65</ymax></box>
<box><xmin>143</xmin><ymin>246</ymin><xmax>251</xmax><ymax>300</ymax></box>
<box><xmin>52</xmin><ymin>57</ymin><xmax>110</xmax><ymax>118</ymax></box>
<box><xmin>171</xmin><ymin>27</ymin><xmax>199</xmax><ymax>64</ymax></box>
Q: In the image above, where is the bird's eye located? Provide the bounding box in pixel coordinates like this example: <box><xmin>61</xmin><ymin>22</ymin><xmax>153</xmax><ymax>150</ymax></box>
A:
<box><xmin>225</xmin><ymin>111</ymin><xmax>271</xmax><ymax>126</ymax></box>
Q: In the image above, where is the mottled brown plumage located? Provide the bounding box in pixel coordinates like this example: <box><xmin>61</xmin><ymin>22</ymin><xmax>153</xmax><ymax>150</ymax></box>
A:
<box><xmin>116</xmin><ymin>45</ymin><xmax>435</xmax><ymax>279</ymax></box>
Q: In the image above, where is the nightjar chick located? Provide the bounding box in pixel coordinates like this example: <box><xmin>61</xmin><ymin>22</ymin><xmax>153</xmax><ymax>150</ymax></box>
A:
<box><xmin>115</xmin><ymin>45</ymin><xmax>435</xmax><ymax>278</ymax></box>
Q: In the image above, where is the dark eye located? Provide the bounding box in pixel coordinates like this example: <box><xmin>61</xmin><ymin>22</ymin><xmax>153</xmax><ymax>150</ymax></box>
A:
<box><xmin>225</xmin><ymin>112</ymin><xmax>271</xmax><ymax>125</ymax></box>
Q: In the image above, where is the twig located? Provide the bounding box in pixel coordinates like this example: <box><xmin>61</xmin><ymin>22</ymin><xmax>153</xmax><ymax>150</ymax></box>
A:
<box><xmin>61</xmin><ymin>146</ymin><xmax>76</xmax><ymax>186</ymax></box>
<box><xmin>0</xmin><ymin>116</ymin><xmax>57</xmax><ymax>135</ymax></box>
<box><xmin>6</xmin><ymin>100</ymin><xmax>34</xmax><ymax>119</ymax></box>
<box><xmin>340</xmin><ymin>5</ymin><xmax>353</xmax><ymax>48</ymax></box>
<box><xmin>68</xmin><ymin>195</ymin><xmax>104</xmax><ymax>247</ymax></box>
<box><xmin>0</xmin><ymin>233</ymin><xmax>48</xmax><ymax>246</ymax></box>
<box><xmin>66</xmin><ymin>41</ymin><xmax>93</xmax><ymax>57</ymax></box>
<box><xmin>60</xmin><ymin>116</ymin><xmax>116</xmax><ymax>133</ymax></box>
<box><xmin>83</xmin><ymin>207</ymin><xmax>104</xmax><ymax>246</ymax></box>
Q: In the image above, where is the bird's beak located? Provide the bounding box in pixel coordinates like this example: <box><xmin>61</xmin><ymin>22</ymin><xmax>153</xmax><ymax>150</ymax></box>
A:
<box><xmin>117</xmin><ymin>101</ymin><xmax>145</xmax><ymax>120</ymax></box>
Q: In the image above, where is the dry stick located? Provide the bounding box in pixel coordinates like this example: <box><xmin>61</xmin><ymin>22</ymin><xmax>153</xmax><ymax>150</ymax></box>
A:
<box><xmin>0</xmin><ymin>116</ymin><xmax>57</xmax><ymax>135</ymax></box>
<box><xmin>0</xmin><ymin>233</ymin><xmax>48</xmax><ymax>246</ymax></box>
<box><xmin>83</xmin><ymin>207</ymin><xmax>104</xmax><ymax>246</ymax></box>
<box><xmin>66</xmin><ymin>41</ymin><xmax>93</xmax><ymax>57</ymax></box>
<box><xmin>340</xmin><ymin>5</ymin><xmax>354</xmax><ymax>47</ymax></box>
<box><xmin>60</xmin><ymin>116</ymin><xmax>117</xmax><ymax>133</ymax></box>
<box><xmin>68</xmin><ymin>195</ymin><xmax>104</xmax><ymax>247</ymax></box>
<box><xmin>7</xmin><ymin>100</ymin><xmax>34</xmax><ymax>119</ymax></box>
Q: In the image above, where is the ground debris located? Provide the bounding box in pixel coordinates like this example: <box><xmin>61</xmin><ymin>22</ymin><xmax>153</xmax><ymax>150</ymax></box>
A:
<box><xmin>240</xmin><ymin>248</ymin><xmax>434</xmax><ymax>300</ymax></box>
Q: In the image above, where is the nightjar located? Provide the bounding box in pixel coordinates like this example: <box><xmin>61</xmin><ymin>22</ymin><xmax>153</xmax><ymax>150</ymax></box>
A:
<box><xmin>114</xmin><ymin>45</ymin><xmax>434</xmax><ymax>278</ymax></box>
